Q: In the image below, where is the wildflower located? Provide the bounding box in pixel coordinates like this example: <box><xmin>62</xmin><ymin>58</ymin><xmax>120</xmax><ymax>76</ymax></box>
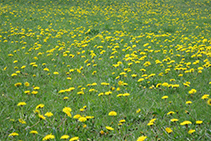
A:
<box><xmin>63</xmin><ymin>107</ymin><xmax>72</xmax><ymax>117</ymax></box>
<box><xmin>14</xmin><ymin>82</ymin><xmax>22</xmax><ymax>87</ymax></box>
<box><xmin>19</xmin><ymin>118</ymin><xmax>26</xmax><ymax>124</ymax></box>
<box><xmin>137</xmin><ymin>136</ymin><xmax>147</xmax><ymax>141</ymax></box>
<box><xmin>196</xmin><ymin>120</ymin><xmax>203</xmax><ymax>125</ymax></box>
<box><xmin>38</xmin><ymin>114</ymin><xmax>46</xmax><ymax>120</ymax></box>
<box><xmin>63</xmin><ymin>97</ymin><xmax>69</xmax><ymax>100</ymax></box>
<box><xmin>170</xmin><ymin>119</ymin><xmax>179</xmax><ymax>122</ymax></box>
<box><xmin>34</xmin><ymin>86</ymin><xmax>40</xmax><ymax>90</ymax></box>
<box><xmin>8</xmin><ymin>132</ymin><xmax>19</xmax><ymax>137</ymax></box>
<box><xmin>53</xmin><ymin>72</ymin><xmax>59</xmax><ymax>75</ymax></box>
<box><xmin>207</xmin><ymin>99</ymin><xmax>211</xmax><ymax>106</ymax></box>
<box><xmin>162</xmin><ymin>96</ymin><xmax>168</xmax><ymax>99</ymax></box>
<box><xmin>106</xmin><ymin>126</ymin><xmax>114</xmax><ymax>131</ymax></box>
<box><xmin>188</xmin><ymin>89</ymin><xmax>197</xmax><ymax>94</ymax></box>
<box><xmin>188</xmin><ymin>129</ymin><xmax>196</xmax><ymax>134</ymax></box>
<box><xmin>30</xmin><ymin>130</ymin><xmax>38</xmax><ymax>134</ymax></box>
<box><xmin>167</xmin><ymin>111</ymin><xmax>175</xmax><ymax>115</ymax></box>
<box><xmin>165</xmin><ymin>127</ymin><xmax>173</xmax><ymax>134</ymax></box>
<box><xmin>100</xmin><ymin>130</ymin><xmax>105</xmax><ymax>135</ymax></box>
<box><xmin>31</xmin><ymin>91</ymin><xmax>38</xmax><ymax>95</ymax></box>
<box><xmin>60</xmin><ymin>135</ymin><xmax>69</xmax><ymax>140</ymax></box>
<box><xmin>180</xmin><ymin>121</ymin><xmax>192</xmax><ymax>125</ymax></box>
<box><xmin>186</xmin><ymin>101</ymin><xmax>192</xmax><ymax>105</ymax></box>
<box><xmin>201</xmin><ymin>94</ymin><xmax>209</xmax><ymax>100</ymax></box>
<box><xmin>108</xmin><ymin>111</ymin><xmax>117</xmax><ymax>116</ymax></box>
<box><xmin>17</xmin><ymin>102</ymin><xmax>26</xmax><ymax>106</ymax></box>
<box><xmin>119</xmin><ymin>119</ymin><xmax>126</xmax><ymax>123</ymax></box>
<box><xmin>36</xmin><ymin>104</ymin><xmax>44</xmax><ymax>109</ymax></box>
<box><xmin>24</xmin><ymin>82</ymin><xmax>30</xmax><ymax>86</ymax></box>
<box><xmin>78</xmin><ymin>117</ymin><xmax>87</xmax><ymax>122</ymax></box>
<box><xmin>136</xmin><ymin>108</ymin><xmax>141</xmax><ymax>113</ymax></box>
<box><xmin>42</xmin><ymin>134</ymin><xmax>55</xmax><ymax>140</ymax></box>
<box><xmin>73</xmin><ymin>114</ymin><xmax>81</xmax><ymax>119</ymax></box>
<box><xmin>45</xmin><ymin>112</ymin><xmax>53</xmax><ymax>117</ymax></box>
<box><xmin>69</xmin><ymin>137</ymin><xmax>79</xmax><ymax>141</ymax></box>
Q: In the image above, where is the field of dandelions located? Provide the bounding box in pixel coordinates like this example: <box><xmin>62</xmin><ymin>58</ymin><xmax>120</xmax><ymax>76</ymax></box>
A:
<box><xmin>0</xmin><ymin>0</ymin><xmax>211</xmax><ymax>140</ymax></box>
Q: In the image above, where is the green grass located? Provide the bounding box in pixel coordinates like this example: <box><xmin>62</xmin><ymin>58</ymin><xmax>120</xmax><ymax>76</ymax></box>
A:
<box><xmin>0</xmin><ymin>0</ymin><xmax>211</xmax><ymax>140</ymax></box>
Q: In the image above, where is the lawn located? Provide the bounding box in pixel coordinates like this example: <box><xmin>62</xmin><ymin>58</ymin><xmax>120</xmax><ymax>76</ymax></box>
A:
<box><xmin>0</xmin><ymin>0</ymin><xmax>211</xmax><ymax>140</ymax></box>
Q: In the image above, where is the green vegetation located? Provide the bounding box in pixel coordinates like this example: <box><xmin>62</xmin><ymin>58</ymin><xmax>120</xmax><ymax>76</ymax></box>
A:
<box><xmin>0</xmin><ymin>0</ymin><xmax>211</xmax><ymax>140</ymax></box>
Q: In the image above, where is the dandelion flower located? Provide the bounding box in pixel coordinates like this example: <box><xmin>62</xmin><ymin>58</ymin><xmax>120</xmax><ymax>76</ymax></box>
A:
<box><xmin>36</xmin><ymin>104</ymin><xmax>44</xmax><ymax>109</ymax></box>
<box><xmin>17</xmin><ymin>102</ymin><xmax>26</xmax><ymax>106</ymax></box>
<box><xmin>38</xmin><ymin>114</ymin><xmax>46</xmax><ymax>120</ymax></box>
<box><xmin>207</xmin><ymin>99</ymin><xmax>211</xmax><ymax>106</ymax></box>
<box><xmin>108</xmin><ymin>111</ymin><xmax>117</xmax><ymax>116</ymax></box>
<box><xmin>43</xmin><ymin>134</ymin><xmax>55</xmax><ymax>140</ymax></box>
<box><xmin>137</xmin><ymin>136</ymin><xmax>147</xmax><ymax>141</ymax></box>
<box><xmin>69</xmin><ymin>136</ymin><xmax>79</xmax><ymax>141</ymax></box>
<box><xmin>30</xmin><ymin>130</ymin><xmax>38</xmax><ymax>134</ymax></box>
<box><xmin>201</xmin><ymin>94</ymin><xmax>209</xmax><ymax>100</ymax></box>
<box><xmin>63</xmin><ymin>107</ymin><xmax>72</xmax><ymax>117</ymax></box>
<box><xmin>24</xmin><ymin>82</ymin><xmax>30</xmax><ymax>86</ymax></box>
<box><xmin>45</xmin><ymin>112</ymin><xmax>53</xmax><ymax>117</ymax></box>
<box><xmin>136</xmin><ymin>108</ymin><xmax>141</xmax><ymax>113</ymax></box>
<box><xmin>188</xmin><ymin>129</ymin><xmax>196</xmax><ymax>134</ymax></box>
<box><xmin>78</xmin><ymin>117</ymin><xmax>87</xmax><ymax>122</ymax></box>
<box><xmin>106</xmin><ymin>126</ymin><xmax>114</xmax><ymax>131</ymax></box>
<box><xmin>170</xmin><ymin>119</ymin><xmax>179</xmax><ymax>122</ymax></box>
<box><xmin>196</xmin><ymin>120</ymin><xmax>203</xmax><ymax>125</ymax></box>
<box><xmin>60</xmin><ymin>135</ymin><xmax>69</xmax><ymax>140</ymax></box>
<box><xmin>162</xmin><ymin>96</ymin><xmax>168</xmax><ymax>99</ymax></box>
<box><xmin>180</xmin><ymin>121</ymin><xmax>192</xmax><ymax>126</ymax></box>
<box><xmin>8</xmin><ymin>132</ymin><xmax>19</xmax><ymax>137</ymax></box>
<box><xmin>165</xmin><ymin>127</ymin><xmax>173</xmax><ymax>134</ymax></box>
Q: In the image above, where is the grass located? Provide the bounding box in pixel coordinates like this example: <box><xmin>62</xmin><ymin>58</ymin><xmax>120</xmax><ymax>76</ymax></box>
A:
<box><xmin>0</xmin><ymin>0</ymin><xmax>211</xmax><ymax>140</ymax></box>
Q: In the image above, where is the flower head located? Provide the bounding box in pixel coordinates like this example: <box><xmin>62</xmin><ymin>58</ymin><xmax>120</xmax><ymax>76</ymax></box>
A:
<box><xmin>137</xmin><ymin>135</ymin><xmax>147</xmax><ymax>141</ymax></box>
<box><xmin>106</xmin><ymin>126</ymin><xmax>114</xmax><ymax>131</ymax></box>
<box><xmin>108</xmin><ymin>111</ymin><xmax>117</xmax><ymax>116</ymax></box>
<box><xmin>17</xmin><ymin>102</ymin><xmax>26</xmax><ymax>106</ymax></box>
<box><xmin>60</xmin><ymin>135</ymin><xmax>69</xmax><ymax>140</ymax></box>
<box><xmin>43</xmin><ymin>134</ymin><xmax>55</xmax><ymax>140</ymax></box>
<box><xmin>8</xmin><ymin>132</ymin><xmax>19</xmax><ymax>137</ymax></box>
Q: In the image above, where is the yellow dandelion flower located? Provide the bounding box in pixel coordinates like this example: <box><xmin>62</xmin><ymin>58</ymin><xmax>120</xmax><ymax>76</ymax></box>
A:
<box><xmin>63</xmin><ymin>107</ymin><xmax>72</xmax><ymax>117</ymax></box>
<box><xmin>196</xmin><ymin>120</ymin><xmax>203</xmax><ymax>125</ymax></box>
<box><xmin>78</xmin><ymin>117</ymin><xmax>87</xmax><ymax>122</ymax></box>
<box><xmin>36</xmin><ymin>104</ymin><xmax>44</xmax><ymax>109</ymax></box>
<box><xmin>108</xmin><ymin>111</ymin><xmax>117</xmax><ymax>116</ymax></box>
<box><xmin>38</xmin><ymin>114</ymin><xmax>46</xmax><ymax>120</ymax></box>
<box><xmin>201</xmin><ymin>94</ymin><xmax>209</xmax><ymax>100</ymax></box>
<box><xmin>207</xmin><ymin>99</ymin><xmax>211</xmax><ymax>106</ymax></box>
<box><xmin>137</xmin><ymin>135</ymin><xmax>147</xmax><ymax>141</ymax></box>
<box><xmin>45</xmin><ymin>112</ymin><xmax>53</xmax><ymax>117</ymax></box>
<box><xmin>30</xmin><ymin>130</ymin><xmax>38</xmax><ymax>134</ymax></box>
<box><xmin>69</xmin><ymin>137</ymin><xmax>79</xmax><ymax>141</ymax></box>
<box><xmin>165</xmin><ymin>127</ymin><xmax>173</xmax><ymax>134</ymax></box>
<box><xmin>8</xmin><ymin>132</ymin><xmax>19</xmax><ymax>137</ymax></box>
<box><xmin>136</xmin><ymin>108</ymin><xmax>141</xmax><ymax>113</ymax></box>
<box><xmin>162</xmin><ymin>96</ymin><xmax>168</xmax><ymax>99</ymax></box>
<box><xmin>17</xmin><ymin>102</ymin><xmax>26</xmax><ymax>106</ymax></box>
<box><xmin>180</xmin><ymin>121</ymin><xmax>192</xmax><ymax>125</ymax></box>
<box><xmin>60</xmin><ymin>135</ymin><xmax>69</xmax><ymax>140</ymax></box>
<box><xmin>24</xmin><ymin>82</ymin><xmax>30</xmax><ymax>86</ymax></box>
<box><xmin>42</xmin><ymin>134</ymin><xmax>55</xmax><ymax>140</ymax></box>
<box><xmin>106</xmin><ymin>126</ymin><xmax>114</xmax><ymax>131</ymax></box>
<box><xmin>188</xmin><ymin>129</ymin><xmax>196</xmax><ymax>134</ymax></box>
<box><xmin>18</xmin><ymin>118</ymin><xmax>26</xmax><ymax>124</ymax></box>
<box><xmin>170</xmin><ymin>119</ymin><xmax>179</xmax><ymax>122</ymax></box>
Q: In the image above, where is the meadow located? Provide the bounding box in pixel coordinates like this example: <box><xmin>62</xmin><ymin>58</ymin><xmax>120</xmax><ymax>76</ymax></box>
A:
<box><xmin>0</xmin><ymin>0</ymin><xmax>211</xmax><ymax>140</ymax></box>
